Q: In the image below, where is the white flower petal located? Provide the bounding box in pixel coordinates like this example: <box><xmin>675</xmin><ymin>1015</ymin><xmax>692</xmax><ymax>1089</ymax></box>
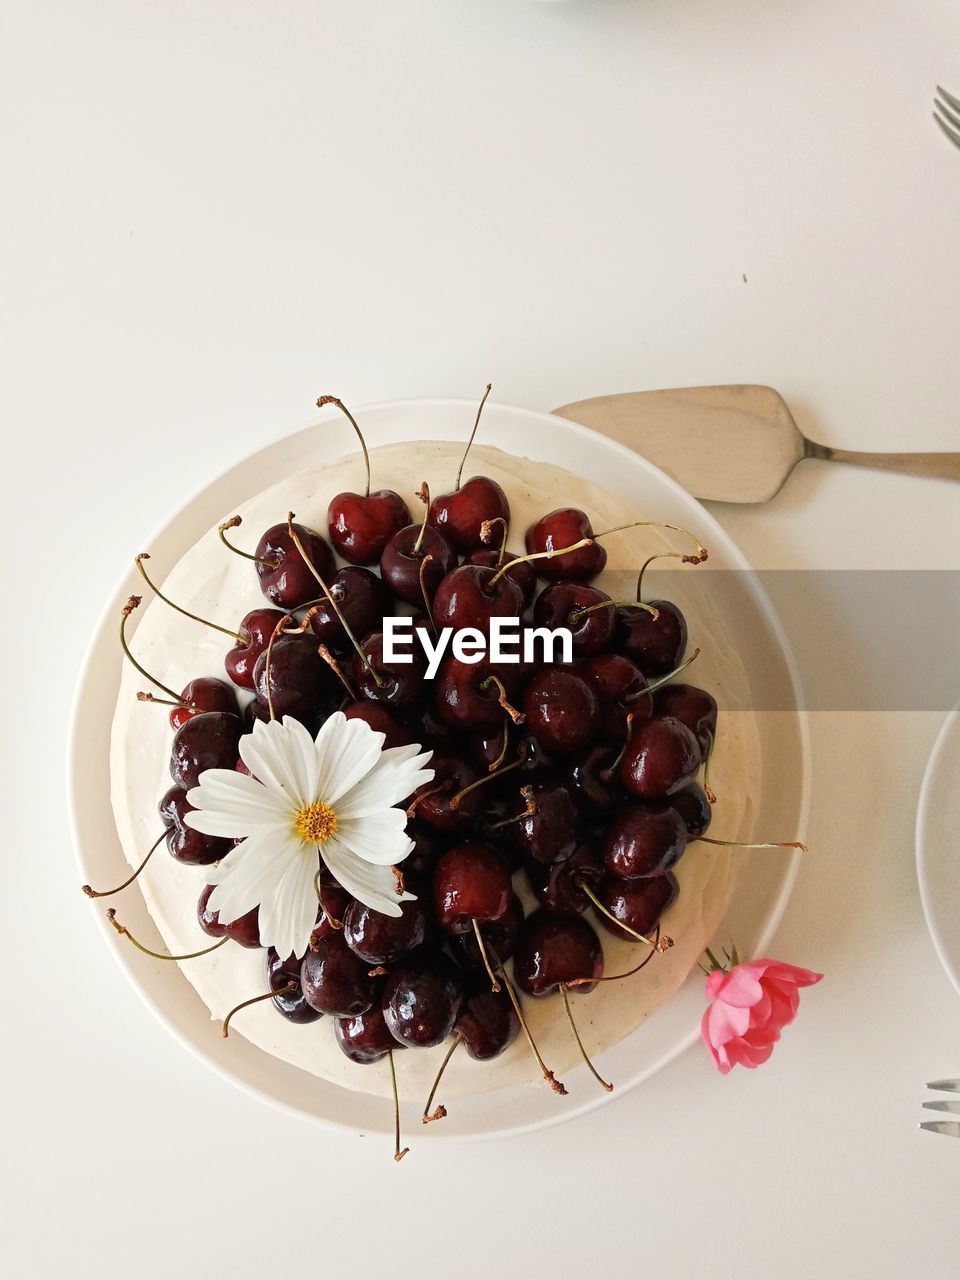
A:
<box><xmin>239</xmin><ymin>718</ymin><xmax>313</xmax><ymax>808</ymax></box>
<box><xmin>207</xmin><ymin>827</ymin><xmax>301</xmax><ymax>924</ymax></box>
<box><xmin>258</xmin><ymin>846</ymin><xmax>320</xmax><ymax>959</ymax></box>
<box><xmin>323</xmin><ymin>715</ymin><xmax>387</xmax><ymax>805</ymax></box>
<box><xmin>336</xmin><ymin>746</ymin><xmax>434</xmax><ymax>819</ymax></box>
<box><xmin>321</xmin><ymin>836</ymin><xmax>414</xmax><ymax>917</ymax></box>
<box><xmin>183</xmin><ymin>769</ymin><xmax>292</xmax><ymax>838</ymax></box>
<box><xmin>336</xmin><ymin>811</ymin><xmax>415</xmax><ymax>865</ymax></box>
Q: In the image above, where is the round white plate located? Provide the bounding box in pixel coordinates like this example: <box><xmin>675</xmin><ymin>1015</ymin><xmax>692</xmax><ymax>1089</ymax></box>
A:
<box><xmin>916</xmin><ymin>701</ymin><xmax>960</xmax><ymax>995</ymax></box>
<box><xmin>68</xmin><ymin>399</ymin><xmax>808</xmax><ymax>1142</ymax></box>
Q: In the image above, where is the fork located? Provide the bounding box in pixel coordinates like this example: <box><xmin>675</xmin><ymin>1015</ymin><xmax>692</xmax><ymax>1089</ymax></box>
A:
<box><xmin>920</xmin><ymin>1079</ymin><xmax>960</xmax><ymax>1137</ymax></box>
<box><xmin>933</xmin><ymin>86</ymin><xmax>960</xmax><ymax>152</ymax></box>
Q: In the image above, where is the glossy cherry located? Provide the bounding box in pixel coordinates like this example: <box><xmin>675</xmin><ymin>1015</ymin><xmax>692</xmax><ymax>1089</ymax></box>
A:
<box><xmin>342</xmin><ymin>895</ymin><xmax>429</xmax><ymax>965</ymax></box>
<box><xmin>620</xmin><ymin>715</ymin><xmax>701</xmax><ymax>799</ymax></box>
<box><xmin>224</xmin><ymin>608</ymin><xmax>287</xmax><ymax>690</ymax></box>
<box><xmin>343</xmin><ymin>702</ymin><xmax>411</xmax><ymax>750</ymax></box>
<box><xmin>335</xmin><ymin>1006</ymin><xmax>403</xmax><ymax>1064</ymax></box>
<box><xmin>593</xmin><ymin>872</ymin><xmax>678</xmax><ymax>942</ymax></box>
<box><xmin>352</xmin><ymin>631</ymin><xmax>427</xmax><ymax>708</ymax></box>
<box><xmin>603</xmin><ymin>803</ymin><xmax>688</xmax><ymax>879</ymax></box>
<box><xmin>301</xmin><ymin>931</ymin><xmax>375</xmax><ymax>1017</ymax></box>
<box><xmin>532</xmin><ymin>582</ymin><xmax>616</xmax><ymax>656</ymax></box>
<box><xmin>431</xmin><ymin>563</ymin><xmax>524</xmax><ymax>636</ymax></box>
<box><xmin>255</xmin><ymin>522</ymin><xmax>335</xmax><ymax>609</ymax></box>
<box><xmin>456</xmin><ymin>985</ymin><xmax>520</xmax><ymax>1060</ymax></box>
<box><xmin>513</xmin><ymin>910</ymin><xmax>604</xmax><ymax>997</ymax></box>
<box><xmin>449</xmin><ymin>893</ymin><xmax>524</xmax><ymax>971</ymax></box>
<box><xmin>253</xmin><ymin>633</ymin><xmax>336</xmax><ymax>723</ymax></box>
<box><xmin>524</xmin><ymin>507</ymin><xmax>607</xmax><ymax>582</ymax></box>
<box><xmin>617</xmin><ymin>599</ymin><xmax>687</xmax><ymax>675</ymax></box>
<box><xmin>197</xmin><ymin>884</ymin><xmax>261</xmax><ymax>947</ymax></box>
<box><xmin>328</xmin><ymin>488</ymin><xmax>411</xmax><ymax>566</ymax></box>
<box><xmin>380</xmin><ymin>523</ymin><xmax>457</xmax><ymax>606</ymax></box>
<box><xmin>581</xmin><ymin>652</ymin><xmax>653</xmax><ymax>739</ymax></box>
<box><xmin>508</xmin><ymin>781</ymin><xmax>581</xmax><ymax>864</ymax></box>
<box><xmin>654</xmin><ymin>683</ymin><xmax>718</xmax><ymax>755</ymax></box>
<box><xmin>433</xmin><ymin>844</ymin><xmax>513</xmax><ymax>935</ymax></box>
<box><xmin>266</xmin><ymin>948</ymin><xmax>323</xmax><ymax>1023</ymax></box>
<box><xmin>382</xmin><ymin>951</ymin><xmax>464</xmax><ymax>1048</ymax></box>
<box><xmin>434</xmin><ymin>656</ymin><xmax>523</xmax><ymax>732</ymax></box>
<box><xmin>523</xmin><ymin>668</ymin><xmax>601</xmax><ymax>756</ymax></box>
<box><xmin>169</xmin><ymin>711</ymin><xmax>243</xmax><ymax>789</ymax></box>
<box><xmin>657</xmin><ymin>782</ymin><xmax>712</xmax><ymax>838</ymax></box>
<box><xmin>428</xmin><ymin>476</ymin><xmax>511</xmax><ymax>553</ymax></box>
<box><xmin>524</xmin><ymin>843</ymin><xmax>605</xmax><ymax>917</ymax></box>
<box><xmin>406</xmin><ymin>751</ymin><xmax>482</xmax><ymax>832</ymax></box>
<box><xmin>159</xmin><ymin>786</ymin><xmax>231</xmax><ymax>865</ymax></box>
<box><xmin>166</xmin><ymin>677</ymin><xmax>240</xmax><ymax>730</ymax></box>
<box><xmin>308</xmin><ymin>567</ymin><xmax>389</xmax><ymax>650</ymax></box>
<box><xmin>564</xmin><ymin>745</ymin><xmax>622</xmax><ymax>816</ymax></box>
<box><xmin>464</xmin><ymin>547</ymin><xmax>537</xmax><ymax>606</ymax></box>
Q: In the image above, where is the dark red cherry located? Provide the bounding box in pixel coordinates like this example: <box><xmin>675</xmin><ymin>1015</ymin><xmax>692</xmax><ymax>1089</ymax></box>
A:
<box><xmin>532</xmin><ymin>582</ymin><xmax>615</xmax><ymax>656</ymax></box>
<box><xmin>524</xmin><ymin>843</ymin><xmax>605</xmax><ymax>917</ymax></box>
<box><xmin>564</xmin><ymin>746</ymin><xmax>621</xmax><ymax>816</ymax></box>
<box><xmin>514</xmin><ymin>732</ymin><xmax>558</xmax><ymax>780</ymax></box>
<box><xmin>620</xmin><ymin>715</ymin><xmax>701</xmax><ymax>799</ymax></box>
<box><xmin>581</xmin><ymin>652</ymin><xmax>653</xmax><ymax>739</ymax></box>
<box><xmin>382</xmin><ymin>951</ymin><xmax>464</xmax><ymax>1048</ymax></box>
<box><xmin>352</xmin><ymin>630</ymin><xmax>427</xmax><ymax>708</ymax></box>
<box><xmin>160</xmin><ymin>786</ymin><xmax>231</xmax><ymax>865</ymax></box>
<box><xmin>434</xmin><ymin>656</ymin><xmax>523</xmax><ymax>732</ymax></box>
<box><xmin>342</xmin><ymin>702</ymin><xmax>412</xmax><ymax>750</ymax></box>
<box><xmin>314</xmin><ymin>865</ymin><xmax>352</xmax><ymax>930</ymax></box>
<box><xmin>328</xmin><ymin>487</ymin><xmax>411</xmax><ymax>566</ymax></box>
<box><xmin>266</xmin><ymin>948</ymin><xmax>323</xmax><ymax>1023</ymax></box>
<box><xmin>255</xmin><ymin>522</ymin><xmax>335</xmax><ymax>609</ymax></box>
<box><xmin>380</xmin><ymin>523</ymin><xmax>457</xmax><ymax>606</ymax></box>
<box><xmin>197</xmin><ymin>884</ymin><xmax>261</xmax><ymax>947</ymax></box>
<box><xmin>617</xmin><ymin>599</ymin><xmax>687</xmax><ymax>675</ymax></box>
<box><xmin>657</xmin><ymin>782</ymin><xmax>712</xmax><ymax>838</ymax></box>
<box><xmin>523</xmin><ymin>668</ymin><xmax>601</xmax><ymax>756</ymax></box>
<box><xmin>509</xmin><ymin>781</ymin><xmax>581</xmax><ymax>864</ymax></box>
<box><xmin>335</xmin><ymin>1006</ymin><xmax>403</xmax><ymax>1064</ymax></box>
<box><xmin>513</xmin><ymin>910</ymin><xmax>604</xmax><ymax>996</ymax></box>
<box><xmin>593</xmin><ymin>872</ymin><xmax>678</xmax><ymax>942</ymax></box>
<box><xmin>473</xmin><ymin>723</ymin><xmax>511</xmax><ymax>772</ymax></box>
<box><xmin>432</xmin><ymin>563</ymin><xmax>524</xmax><ymax>636</ymax></box>
<box><xmin>449</xmin><ymin>893</ymin><xmax>524</xmax><ymax>971</ymax></box>
<box><xmin>604</xmin><ymin>803</ymin><xmax>688</xmax><ymax>879</ymax></box>
<box><xmin>456</xmin><ymin>985</ymin><xmax>520</xmax><ymax>1060</ymax></box>
<box><xmin>308</xmin><ymin>567</ymin><xmax>389</xmax><ymax>650</ymax></box>
<box><xmin>654</xmin><ymin>683</ymin><xmax>718</xmax><ymax>755</ymax></box>
<box><xmin>169</xmin><ymin>711</ymin><xmax>243</xmax><ymax>789</ymax></box>
<box><xmin>168</xmin><ymin>677</ymin><xmax>240</xmax><ymax>730</ymax></box>
<box><xmin>301</xmin><ymin>931</ymin><xmax>375</xmax><ymax>1016</ymax></box>
<box><xmin>524</xmin><ymin>507</ymin><xmax>607</xmax><ymax>582</ymax></box>
<box><xmin>342</xmin><ymin>896</ymin><xmax>429</xmax><ymax>965</ymax></box>
<box><xmin>403</xmin><ymin>821</ymin><xmax>449</xmax><ymax>879</ymax></box>
<box><xmin>433</xmin><ymin>844</ymin><xmax>512</xmax><ymax>935</ymax></box>
<box><xmin>406</xmin><ymin>751</ymin><xmax>481</xmax><ymax>832</ymax></box>
<box><xmin>428</xmin><ymin>476</ymin><xmax>510</xmax><ymax>552</ymax></box>
<box><xmin>464</xmin><ymin>547</ymin><xmax>537</xmax><ymax>606</ymax></box>
<box><xmin>253</xmin><ymin>633</ymin><xmax>336</xmax><ymax>723</ymax></box>
<box><xmin>224</xmin><ymin>608</ymin><xmax>287</xmax><ymax>690</ymax></box>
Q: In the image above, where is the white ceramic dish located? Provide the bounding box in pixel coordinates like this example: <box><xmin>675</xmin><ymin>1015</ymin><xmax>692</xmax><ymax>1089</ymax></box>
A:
<box><xmin>68</xmin><ymin>399</ymin><xmax>809</xmax><ymax>1142</ymax></box>
<box><xmin>916</xmin><ymin>701</ymin><xmax>960</xmax><ymax>996</ymax></box>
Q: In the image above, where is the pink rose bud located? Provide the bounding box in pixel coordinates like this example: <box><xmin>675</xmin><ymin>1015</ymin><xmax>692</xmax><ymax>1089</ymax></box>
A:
<box><xmin>701</xmin><ymin>958</ymin><xmax>823</xmax><ymax>1074</ymax></box>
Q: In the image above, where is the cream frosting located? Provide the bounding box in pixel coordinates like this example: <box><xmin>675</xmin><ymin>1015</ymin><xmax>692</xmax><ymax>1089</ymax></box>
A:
<box><xmin>109</xmin><ymin>442</ymin><xmax>759</xmax><ymax>1100</ymax></box>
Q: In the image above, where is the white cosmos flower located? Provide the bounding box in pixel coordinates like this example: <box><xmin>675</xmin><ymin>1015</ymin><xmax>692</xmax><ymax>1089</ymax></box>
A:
<box><xmin>183</xmin><ymin>712</ymin><xmax>433</xmax><ymax>960</ymax></box>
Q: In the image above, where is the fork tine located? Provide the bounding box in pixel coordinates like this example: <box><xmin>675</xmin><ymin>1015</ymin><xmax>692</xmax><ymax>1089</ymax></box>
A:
<box><xmin>926</xmin><ymin>1078</ymin><xmax>960</xmax><ymax>1092</ymax></box>
<box><xmin>923</xmin><ymin>1100</ymin><xmax>960</xmax><ymax>1114</ymax></box>
<box><xmin>937</xmin><ymin>85</ymin><xmax>960</xmax><ymax>114</ymax></box>
<box><xmin>920</xmin><ymin>1121</ymin><xmax>960</xmax><ymax>1138</ymax></box>
<box><xmin>933</xmin><ymin>108</ymin><xmax>960</xmax><ymax>152</ymax></box>
<box><xmin>934</xmin><ymin>93</ymin><xmax>960</xmax><ymax>133</ymax></box>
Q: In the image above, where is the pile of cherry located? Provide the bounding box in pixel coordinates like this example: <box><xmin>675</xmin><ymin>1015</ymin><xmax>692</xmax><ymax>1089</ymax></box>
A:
<box><xmin>104</xmin><ymin>394</ymin><xmax>728</xmax><ymax>1131</ymax></box>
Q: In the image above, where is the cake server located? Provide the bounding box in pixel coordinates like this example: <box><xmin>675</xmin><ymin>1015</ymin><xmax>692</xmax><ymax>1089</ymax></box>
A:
<box><xmin>552</xmin><ymin>385</ymin><xmax>960</xmax><ymax>503</ymax></box>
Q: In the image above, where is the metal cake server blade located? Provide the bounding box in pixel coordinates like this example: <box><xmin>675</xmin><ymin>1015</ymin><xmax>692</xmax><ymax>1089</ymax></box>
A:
<box><xmin>552</xmin><ymin>385</ymin><xmax>960</xmax><ymax>503</ymax></box>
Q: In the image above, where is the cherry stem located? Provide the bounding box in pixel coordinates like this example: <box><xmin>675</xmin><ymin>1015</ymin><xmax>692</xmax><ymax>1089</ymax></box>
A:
<box><xmin>488</xmin><ymin>722</ymin><xmax>510</xmax><ymax>773</ymax></box>
<box><xmin>413</xmin><ymin>482</ymin><xmax>430</xmax><ymax>555</ymax></box>
<box><xmin>489</xmin><ymin>944</ymin><xmax>567</xmax><ymax>1096</ymax></box>
<box><xmin>82</xmin><ymin>831</ymin><xmax>166</xmax><ymax>898</ymax></box>
<box><xmin>471</xmin><ymin>918</ymin><xmax>502</xmax><ymax>993</ymax></box>
<box><xmin>318</xmin><ymin>396</ymin><xmax>370</xmax><ymax>498</ymax></box>
<box><xmin>313</xmin><ymin>868</ymin><xmax>343</xmax><ymax>928</ymax></box>
<box><xmin>449</xmin><ymin>757</ymin><xmax>524</xmax><ymax>810</ymax></box>
<box><xmin>479</xmin><ymin>674</ymin><xmax>525</xmax><ymax>725</ymax></box>
<box><xmin>421</xmin><ymin>1035</ymin><xmax>460</xmax><ymax>1124</ymax></box>
<box><xmin>488</xmin><ymin>538</ymin><xmax>593</xmax><ymax>588</ymax></box>
<box><xmin>624</xmin><ymin>648</ymin><xmax>702</xmax><ymax>702</ymax></box>
<box><xmin>575</xmin><ymin>881</ymin><xmax>658</xmax><ymax>948</ymax></box>
<box><xmin>388</xmin><ymin>1049</ymin><xmax>409</xmax><ymax>1162</ymax></box>
<box><xmin>107</xmin><ymin>909</ymin><xmax>229</xmax><ymax>961</ymax></box>
<box><xmin>480</xmin><ymin>516</ymin><xmax>509</xmax><ymax>566</ymax></box>
<box><xmin>560</xmin><ymin>986</ymin><xmax>613</xmax><ymax>1092</ymax></box>
<box><xmin>696</xmin><ymin>835</ymin><xmax>807</xmax><ymax>852</ymax></box>
<box><xmin>120</xmin><ymin>596</ymin><xmax>183</xmax><ymax>703</ymax></box>
<box><xmin>263</xmin><ymin>612</ymin><xmax>297</xmax><ymax>720</ymax></box>
<box><xmin>217</xmin><ymin>515</ymin><xmax>280</xmax><ymax>569</ymax></box>
<box><xmin>318</xmin><ymin>644</ymin><xmax>358</xmax><ymax>701</ymax></box>
<box><xmin>222</xmin><ymin>982</ymin><xmax>296</xmax><ymax>1038</ymax></box>
<box><xmin>570</xmin><ymin>599</ymin><xmax>660</xmax><ymax>624</ymax></box>
<box><xmin>135</xmin><ymin>554</ymin><xmax>244</xmax><ymax>644</ymax></box>
<box><xmin>287</xmin><ymin>513</ymin><xmax>383</xmax><ymax>687</ymax></box>
<box><xmin>136</xmin><ymin>691</ymin><xmax>186</xmax><ymax>709</ymax></box>
<box><xmin>487</xmin><ymin>784</ymin><xmax>536</xmax><ymax>830</ymax></box>
<box><xmin>592</xmin><ymin>519</ymin><xmax>708</xmax><ymax>564</ymax></box>
<box><xmin>636</xmin><ymin>551</ymin><xmax>686</xmax><ymax>600</ymax></box>
<box><xmin>702</xmin><ymin>729</ymin><xmax>717</xmax><ymax>804</ymax></box>
<box><xmin>455</xmin><ymin>383</ymin><xmax>493</xmax><ymax>491</ymax></box>
<box><xmin>599</xmin><ymin>712</ymin><xmax>635</xmax><ymax>782</ymax></box>
<box><xmin>418</xmin><ymin>554</ymin><xmax>439</xmax><ymax>636</ymax></box>
<box><xmin>566</xmin><ymin>926</ymin><xmax>671</xmax><ymax>985</ymax></box>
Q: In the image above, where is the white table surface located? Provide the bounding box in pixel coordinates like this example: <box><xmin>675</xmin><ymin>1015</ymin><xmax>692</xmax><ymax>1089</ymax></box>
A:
<box><xmin>3</xmin><ymin>2</ymin><xmax>959</xmax><ymax>1276</ymax></box>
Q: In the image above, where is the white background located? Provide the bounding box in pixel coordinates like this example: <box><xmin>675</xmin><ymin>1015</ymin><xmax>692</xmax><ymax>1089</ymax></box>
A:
<box><xmin>3</xmin><ymin>2</ymin><xmax>959</xmax><ymax>1276</ymax></box>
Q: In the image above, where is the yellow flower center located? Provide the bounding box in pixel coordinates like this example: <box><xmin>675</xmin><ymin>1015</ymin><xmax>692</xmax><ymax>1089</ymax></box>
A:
<box><xmin>294</xmin><ymin>801</ymin><xmax>338</xmax><ymax>845</ymax></box>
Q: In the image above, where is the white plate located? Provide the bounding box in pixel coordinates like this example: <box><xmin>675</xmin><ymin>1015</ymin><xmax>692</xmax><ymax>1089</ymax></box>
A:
<box><xmin>68</xmin><ymin>398</ymin><xmax>808</xmax><ymax>1141</ymax></box>
<box><xmin>916</xmin><ymin>701</ymin><xmax>960</xmax><ymax>995</ymax></box>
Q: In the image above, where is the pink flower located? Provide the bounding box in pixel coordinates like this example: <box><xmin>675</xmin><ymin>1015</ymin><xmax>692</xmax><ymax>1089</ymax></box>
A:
<box><xmin>701</xmin><ymin>958</ymin><xmax>822</xmax><ymax>1074</ymax></box>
